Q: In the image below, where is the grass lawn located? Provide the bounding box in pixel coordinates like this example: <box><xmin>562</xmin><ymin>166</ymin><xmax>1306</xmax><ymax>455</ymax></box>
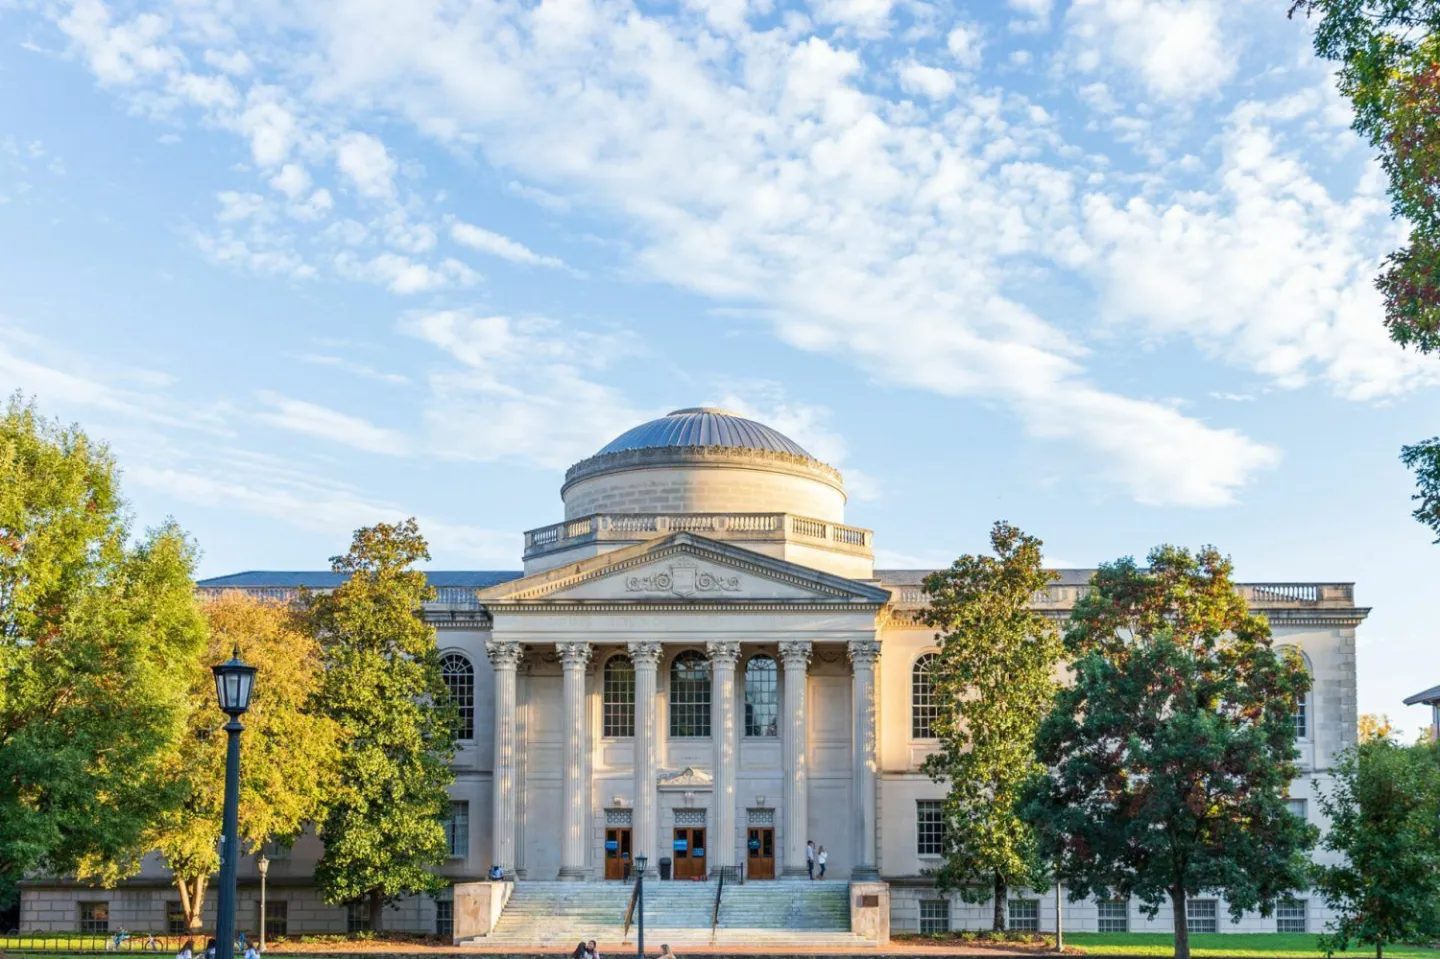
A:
<box><xmin>1065</xmin><ymin>933</ymin><xmax>1440</xmax><ymax>958</ymax></box>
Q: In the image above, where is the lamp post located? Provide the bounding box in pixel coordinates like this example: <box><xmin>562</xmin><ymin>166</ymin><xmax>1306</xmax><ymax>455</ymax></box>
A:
<box><xmin>635</xmin><ymin>855</ymin><xmax>648</xmax><ymax>959</ymax></box>
<box><xmin>212</xmin><ymin>649</ymin><xmax>256</xmax><ymax>959</ymax></box>
<box><xmin>257</xmin><ymin>855</ymin><xmax>270</xmax><ymax>953</ymax></box>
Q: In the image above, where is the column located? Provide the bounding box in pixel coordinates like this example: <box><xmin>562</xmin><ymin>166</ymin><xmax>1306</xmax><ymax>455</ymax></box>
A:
<box><xmin>485</xmin><ymin>640</ymin><xmax>524</xmax><ymax>876</ymax></box>
<box><xmin>557</xmin><ymin>641</ymin><xmax>593</xmax><ymax>880</ymax></box>
<box><xmin>707</xmin><ymin>640</ymin><xmax>741</xmax><ymax>879</ymax></box>
<box><xmin>778</xmin><ymin>640</ymin><xmax>812</xmax><ymax>877</ymax></box>
<box><xmin>848</xmin><ymin>639</ymin><xmax>882</xmax><ymax>880</ymax></box>
<box><xmin>629</xmin><ymin>641</ymin><xmax>664</xmax><ymax>876</ymax></box>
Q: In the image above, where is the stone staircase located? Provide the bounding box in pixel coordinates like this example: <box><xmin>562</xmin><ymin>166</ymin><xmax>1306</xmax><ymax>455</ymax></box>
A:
<box><xmin>479</xmin><ymin>879</ymin><xmax>873</xmax><ymax>949</ymax></box>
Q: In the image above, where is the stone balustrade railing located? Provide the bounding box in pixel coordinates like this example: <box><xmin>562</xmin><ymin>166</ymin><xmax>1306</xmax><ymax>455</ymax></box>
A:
<box><xmin>891</xmin><ymin>581</ymin><xmax>1355</xmax><ymax>610</ymax></box>
<box><xmin>523</xmin><ymin>511</ymin><xmax>874</xmax><ymax>558</ymax></box>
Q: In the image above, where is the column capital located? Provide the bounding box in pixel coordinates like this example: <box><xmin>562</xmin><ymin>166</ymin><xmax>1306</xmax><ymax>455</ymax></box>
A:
<box><xmin>705</xmin><ymin>640</ymin><xmax>742</xmax><ymax>666</ymax></box>
<box><xmin>778</xmin><ymin>639</ymin><xmax>812</xmax><ymax>669</ymax></box>
<box><xmin>556</xmin><ymin>641</ymin><xmax>593</xmax><ymax>669</ymax></box>
<box><xmin>485</xmin><ymin>639</ymin><xmax>524</xmax><ymax>669</ymax></box>
<box><xmin>847</xmin><ymin>639</ymin><xmax>882</xmax><ymax>668</ymax></box>
<box><xmin>628</xmin><ymin>641</ymin><xmax>664</xmax><ymax>668</ymax></box>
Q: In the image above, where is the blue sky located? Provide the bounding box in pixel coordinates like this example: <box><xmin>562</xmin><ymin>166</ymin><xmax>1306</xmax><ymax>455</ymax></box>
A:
<box><xmin>1</xmin><ymin>0</ymin><xmax>1435</xmax><ymax>726</ymax></box>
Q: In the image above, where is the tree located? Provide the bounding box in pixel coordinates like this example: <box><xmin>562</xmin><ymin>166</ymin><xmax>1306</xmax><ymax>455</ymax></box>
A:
<box><xmin>1021</xmin><ymin>545</ymin><xmax>1315</xmax><ymax>959</ymax></box>
<box><xmin>1358</xmin><ymin>713</ymin><xmax>1396</xmax><ymax>742</ymax></box>
<box><xmin>919</xmin><ymin>522</ymin><xmax>1062</xmax><ymax>931</ymax></box>
<box><xmin>306</xmin><ymin>520</ymin><xmax>456</xmax><ymax>930</ymax></box>
<box><xmin>1313</xmin><ymin>737</ymin><xmax>1440</xmax><ymax>958</ymax></box>
<box><xmin>0</xmin><ymin>397</ymin><xmax>206</xmax><ymax>908</ymax></box>
<box><xmin>146</xmin><ymin>592</ymin><xmax>342</xmax><ymax>932</ymax></box>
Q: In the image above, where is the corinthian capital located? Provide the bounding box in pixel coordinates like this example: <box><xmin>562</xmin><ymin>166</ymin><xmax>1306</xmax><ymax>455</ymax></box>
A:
<box><xmin>847</xmin><ymin>640</ymin><xmax>882</xmax><ymax>669</ymax></box>
<box><xmin>627</xmin><ymin>641</ymin><xmax>664</xmax><ymax>668</ymax></box>
<box><xmin>705</xmin><ymin>640</ymin><xmax>742</xmax><ymax>666</ymax></box>
<box><xmin>556</xmin><ymin>641</ymin><xmax>593</xmax><ymax>669</ymax></box>
<box><xmin>778</xmin><ymin>640</ymin><xmax>812</xmax><ymax>669</ymax></box>
<box><xmin>485</xmin><ymin>639</ymin><xmax>524</xmax><ymax>669</ymax></box>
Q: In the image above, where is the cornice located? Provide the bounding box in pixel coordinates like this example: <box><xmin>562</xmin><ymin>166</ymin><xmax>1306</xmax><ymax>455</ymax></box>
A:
<box><xmin>562</xmin><ymin>444</ymin><xmax>845</xmax><ymax>496</ymax></box>
<box><xmin>486</xmin><ymin>600</ymin><xmax>886</xmax><ymax>614</ymax></box>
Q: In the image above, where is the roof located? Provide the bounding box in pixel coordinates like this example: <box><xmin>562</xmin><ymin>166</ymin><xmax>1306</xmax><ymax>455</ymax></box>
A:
<box><xmin>1405</xmin><ymin>684</ymin><xmax>1440</xmax><ymax>707</ymax></box>
<box><xmin>595</xmin><ymin>408</ymin><xmax>811</xmax><ymax>458</ymax></box>
<box><xmin>195</xmin><ymin>570</ymin><xmax>524</xmax><ymax>589</ymax></box>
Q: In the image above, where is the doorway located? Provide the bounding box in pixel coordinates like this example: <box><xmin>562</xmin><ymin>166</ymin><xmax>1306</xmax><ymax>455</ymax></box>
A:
<box><xmin>672</xmin><ymin>827</ymin><xmax>707</xmax><ymax>879</ymax></box>
<box><xmin>604</xmin><ymin>827</ymin><xmax>632</xmax><ymax>880</ymax></box>
<box><xmin>746</xmin><ymin>827</ymin><xmax>775</xmax><ymax>880</ymax></box>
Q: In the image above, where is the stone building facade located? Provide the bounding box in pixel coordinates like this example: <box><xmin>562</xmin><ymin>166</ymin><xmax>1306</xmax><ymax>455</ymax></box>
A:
<box><xmin>18</xmin><ymin>408</ymin><xmax>1366</xmax><ymax>938</ymax></box>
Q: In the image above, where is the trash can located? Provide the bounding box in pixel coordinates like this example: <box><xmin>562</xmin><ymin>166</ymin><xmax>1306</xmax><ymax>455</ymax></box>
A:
<box><xmin>659</xmin><ymin>857</ymin><xmax>672</xmax><ymax>881</ymax></box>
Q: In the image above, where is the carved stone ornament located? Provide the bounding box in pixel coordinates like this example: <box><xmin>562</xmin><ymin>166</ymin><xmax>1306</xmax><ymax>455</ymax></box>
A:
<box><xmin>847</xmin><ymin>639</ymin><xmax>882</xmax><ymax>668</ymax></box>
<box><xmin>485</xmin><ymin>639</ymin><xmax>524</xmax><ymax>668</ymax></box>
<box><xmin>657</xmin><ymin>766</ymin><xmax>714</xmax><ymax>790</ymax></box>
<box><xmin>556</xmin><ymin>641</ymin><xmax>594</xmax><ymax>668</ymax></box>
<box><xmin>705</xmin><ymin>640</ymin><xmax>742</xmax><ymax>665</ymax></box>
<box><xmin>778</xmin><ymin>639</ymin><xmax>813</xmax><ymax>668</ymax></box>
<box><xmin>626</xmin><ymin>559</ymin><xmax>741</xmax><ymax>598</ymax></box>
<box><xmin>627</xmin><ymin>641</ymin><xmax>664</xmax><ymax>667</ymax></box>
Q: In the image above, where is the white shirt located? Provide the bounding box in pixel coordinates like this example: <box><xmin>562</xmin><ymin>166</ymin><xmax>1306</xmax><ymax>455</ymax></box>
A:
<box><xmin>806</xmin><ymin>845</ymin><xmax>814</xmax><ymax>861</ymax></box>
<box><xmin>817</xmin><ymin>851</ymin><xmax>827</xmax><ymax>865</ymax></box>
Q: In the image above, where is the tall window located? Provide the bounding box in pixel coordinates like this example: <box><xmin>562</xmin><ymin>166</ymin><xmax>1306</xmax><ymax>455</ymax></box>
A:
<box><xmin>916</xmin><ymin>799</ymin><xmax>944</xmax><ymax>855</ymax></box>
<box><xmin>346</xmin><ymin>901</ymin><xmax>368</xmax><ymax>934</ymax></box>
<box><xmin>435</xmin><ymin>899</ymin><xmax>454</xmax><ymax>940</ymax></box>
<box><xmin>669</xmin><ymin>651</ymin><xmax>712</xmax><ymax>737</ymax></box>
<box><xmin>444</xmin><ymin>801</ymin><xmax>469</xmax><ymax>858</ymax></box>
<box><xmin>441</xmin><ymin>653</ymin><xmax>475</xmax><ymax>740</ymax></box>
<box><xmin>166</xmin><ymin>902</ymin><xmax>186</xmax><ymax>935</ymax></box>
<box><xmin>604</xmin><ymin>655</ymin><xmax>636</xmax><ymax>737</ymax></box>
<box><xmin>744</xmin><ymin>655</ymin><xmax>779</xmax><ymax>737</ymax></box>
<box><xmin>912</xmin><ymin>654</ymin><xmax>940</xmax><ymax>739</ymax></box>
<box><xmin>262</xmin><ymin>901</ymin><xmax>288</xmax><ymax>938</ymax></box>
<box><xmin>1295</xmin><ymin>693</ymin><xmax>1309</xmax><ymax>739</ymax></box>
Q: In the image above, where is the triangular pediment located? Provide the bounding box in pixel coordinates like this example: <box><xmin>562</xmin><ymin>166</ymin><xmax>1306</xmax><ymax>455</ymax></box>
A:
<box><xmin>476</xmin><ymin>532</ymin><xmax>891</xmax><ymax>605</ymax></box>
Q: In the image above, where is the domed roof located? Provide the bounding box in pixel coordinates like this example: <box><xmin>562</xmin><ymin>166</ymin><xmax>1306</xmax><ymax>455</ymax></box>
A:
<box><xmin>596</xmin><ymin>408</ymin><xmax>812</xmax><ymax>458</ymax></box>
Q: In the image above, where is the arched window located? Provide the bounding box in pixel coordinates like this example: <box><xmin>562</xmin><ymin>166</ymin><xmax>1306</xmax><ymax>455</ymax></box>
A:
<box><xmin>441</xmin><ymin>653</ymin><xmax>475</xmax><ymax>740</ymax></box>
<box><xmin>912</xmin><ymin>653</ymin><xmax>940</xmax><ymax>740</ymax></box>
<box><xmin>603</xmin><ymin>654</ymin><xmax>636</xmax><ymax>738</ymax></box>
<box><xmin>669</xmin><ymin>650</ymin><xmax>711</xmax><ymax>738</ymax></box>
<box><xmin>744</xmin><ymin>655</ymin><xmax>779</xmax><ymax>738</ymax></box>
<box><xmin>1280</xmin><ymin>646</ymin><xmax>1311</xmax><ymax>740</ymax></box>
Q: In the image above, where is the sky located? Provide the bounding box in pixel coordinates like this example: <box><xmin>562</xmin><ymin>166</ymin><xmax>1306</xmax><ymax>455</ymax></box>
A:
<box><xmin>0</xmin><ymin>0</ymin><xmax>1435</xmax><ymax>728</ymax></box>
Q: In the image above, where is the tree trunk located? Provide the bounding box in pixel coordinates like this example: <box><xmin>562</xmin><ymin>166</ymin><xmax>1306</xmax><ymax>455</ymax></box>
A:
<box><xmin>1377</xmin><ymin>941</ymin><xmax>1383</xmax><ymax>959</ymax></box>
<box><xmin>178</xmin><ymin>875</ymin><xmax>209</xmax><ymax>935</ymax></box>
<box><xmin>994</xmin><ymin>874</ymin><xmax>1008</xmax><ymax>932</ymax></box>
<box><xmin>368</xmin><ymin>889</ymin><xmax>383</xmax><ymax>933</ymax></box>
<box><xmin>1171</xmin><ymin>888</ymin><xmax>1189</xmax><ymax>959</ymax></box>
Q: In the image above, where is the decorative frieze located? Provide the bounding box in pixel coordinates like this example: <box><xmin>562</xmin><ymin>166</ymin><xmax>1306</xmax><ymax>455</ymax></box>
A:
<box><xmin>626</xmin><ymin>561</ymin><xmax>742</xmax><ymax>596</ymax></box>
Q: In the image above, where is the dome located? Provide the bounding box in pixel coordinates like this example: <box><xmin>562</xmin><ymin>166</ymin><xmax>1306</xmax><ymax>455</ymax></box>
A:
<box><xmin>596</xmin><ymin>408</ymin><xmax>811</xmax><ymax>458</ymax></box>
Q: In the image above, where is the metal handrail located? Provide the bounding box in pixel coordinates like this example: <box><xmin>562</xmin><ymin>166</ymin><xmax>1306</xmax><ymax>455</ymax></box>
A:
<box><xmin>622</xmin><ymin>881</ymin><xmax>639</xmax><ymax>941</ymax></box>
<box><xmin>710</xmin><ymin>869</ymin><xmax>725</xmax><ymax>943</ymax></box>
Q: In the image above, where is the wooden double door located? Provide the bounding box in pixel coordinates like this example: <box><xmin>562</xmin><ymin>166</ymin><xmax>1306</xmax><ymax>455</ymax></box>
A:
<box><xmin>746</xmin><ymin>826</ymin><xmax>775</xmax><ymax>880</ymax></box>
<box><xmin>604</xmin><ymin>827</ymin><xmax>632</xmax><ymax>880</ymax></box>
<box><xmin>672</xmin><ymin>827</ymin><xmax>707</xmax><ymax>879</ymax></box>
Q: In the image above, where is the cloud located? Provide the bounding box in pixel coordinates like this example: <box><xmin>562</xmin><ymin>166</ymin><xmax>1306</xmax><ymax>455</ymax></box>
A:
<box><xmin>254</xmin><ymin>391</ymin><xmax>411</xmax><ymax>454</ymax></box>
<box><xmin>57</xmin><ymin>0</ymin><xmax>180</xmax><ymax>85</ymax></box>
<box><xmin>293</xmin><ymin>353</ymin><xmax>411</xmax><ymax>386</ymax></box>
<box><xmin>334</xmin><ymin>131</ymin><xmax>396</xmax><ymax>201</ymax></box>
<box><xmin>1065</xmin><ymin>0</ymin><xmax>1236</xmax><ymax>101</ymax></box>
<box><xmin>450</xmin><ymin>221</ymin><xmax>569</xmax><ymax>270</ymax></box>
<box><xmin>897</xmin><ymin>62</ymin><xmax>956</xmax><ymax>100</ymax></box>
<box><xmin>333</xmin><ymin>252</ymin><xmax>477</xmax><ymax>294</ymax></box>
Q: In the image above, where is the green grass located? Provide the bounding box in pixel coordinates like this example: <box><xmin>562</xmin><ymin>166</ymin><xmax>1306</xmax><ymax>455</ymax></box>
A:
<box><xmin>1066</xmin><ymin>933</ymin><xmax>1440</xmax><ymax>958</ymax></box>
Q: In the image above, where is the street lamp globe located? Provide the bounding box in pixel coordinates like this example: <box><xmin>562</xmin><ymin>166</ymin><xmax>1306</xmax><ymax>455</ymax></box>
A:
<box><xmin>212</xmin><ymin>649</ymin><xmax>257</xmax><ymax>716</ymax></box>
<box><xmin>635</xmin><ymin>855</ymin><xmax>648</xmax><ymax>874</ymax></box>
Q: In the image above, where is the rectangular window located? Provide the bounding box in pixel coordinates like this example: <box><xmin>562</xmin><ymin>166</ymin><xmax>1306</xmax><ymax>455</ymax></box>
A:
<box><xmin>435</xmin><ymin>900</ymin><xmax>453</xmax><ymax>940</ymax></box>
<box><xmin>1295</xmin><ymin>697</ymin><xmax>1308</xmax><ymax>739</ymax></box>
<box><xmin>919</xmin><ymin>899</ymin><xmax>950</xmax><ymax>934</ymax></box>
<box><xmin>79</xmin><ymin>902</ymin><xmax>110</xmax><ymax>934</ymax></box>
<box><xmin>263</xmin><ymin>901</ymin><xmax>288</xmax><ymax>939</ymax></box>
<box><xmin>1285</xmin><ymin>798</ymin><xmax>1308</xmax><ymax>820</ymax></box>
<box><xmin>444</xmin><ymin>801</ymin><xmax>470</xmax><ymax>858</ymax></box>
<box><xmin>167</xmin><ymin>901</ymin><xmax>187</xmax><ymax>935</ymax></box>
<box><xmin>916</xmin><ymin>800</ymin><xmax>944</xmax><ymax>856</ymax></box>
<box><xmin>261</xmin><ymin>840</ymin><xmax>291</xmax><ymax>861</ymax></box>
<box><xmin>1187</xmin><ymin>899</ymin><xmax>1218</xmax><ymax>934</ymax></box>
<box><xmin>1008</xmin><ymin>899</ymin><xmax>1039</xmax><ymax>932</ymax></box>
<box><xmin>346</xmin><ymin>901</ymin><xmax>369</xmax><ymax>934</ymax></box>
<box><xmin>1276</xmin><ymin>899</ymin><xmax>1306</xmax><ymax>934</ymax></box>
<box><xmin>1097</xmin><ymin>899</ymin><xmax>1128</xmax><ymax>933</ymax></box>
<box><xmin>603</xmin><ymin>661</ymin><xmax>635</xmax><ymax>738</ymax></box>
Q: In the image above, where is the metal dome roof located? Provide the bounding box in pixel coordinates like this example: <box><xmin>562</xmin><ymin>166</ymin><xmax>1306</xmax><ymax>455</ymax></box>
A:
<box><xmin>595</xmin><ymin>408</ymin><xmax>812</xmax><ymax>458</ymax></box>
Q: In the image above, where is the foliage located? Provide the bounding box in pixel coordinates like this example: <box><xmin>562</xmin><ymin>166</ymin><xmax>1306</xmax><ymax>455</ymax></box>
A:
<box><xmin>144</xmin><ymin>591</ymin><xmax>342</xmax><ymax>931</ymax></box>
<box><xmin>1021</xmin><ymin>545</ymin><xmax>1316</xmax><ymax>959</ymax></box>
<box><xmin>1400</xmin><ymin>439</ymin><xmax>1440</xmax><ymax>541</ymax></box>
<box><xmin>0</xmin><ymin>397</ymin><xmax>206</xmax><ymax>908</ymax></box>
<box><xmin>919</xmin><ymin>522</ymin><xmax>1062</xmax><ymax>930</ymax></box>
<box><xmin>1359</xmin><ymin>713</ymin><xmax>1397</xmax><ymax>742</ymax></box>
<box><xmin>1313</xmin><ymin>738</ymin><xmax>1440</xmax><ymax>958</ymax></box>
<box><xmin>306</xmin><ymin>520</ymin><xmax>456</xmax><ymax>930</ymax></box>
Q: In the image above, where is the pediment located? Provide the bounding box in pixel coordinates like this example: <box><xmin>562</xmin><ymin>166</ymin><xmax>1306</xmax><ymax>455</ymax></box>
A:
<box><xmin>477</xmin><ymin>532</ymin><xmax>890</xmax><ymax>606</ymax></box>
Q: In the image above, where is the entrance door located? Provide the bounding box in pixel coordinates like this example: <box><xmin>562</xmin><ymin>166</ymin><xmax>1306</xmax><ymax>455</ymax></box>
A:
<box><xmin>672</xmin><ymin>827</ymin><xmax>707</xmax><ymax>879</ymax></box>
<box><xmin>746</xmin><ymin>827</ymin><xmax>775</xmax><ymax>880</ymax></box>
<box><xmin>604</xmin><ymin>827</ymin><xmax>632</xmax><ymax>880</ymax></box>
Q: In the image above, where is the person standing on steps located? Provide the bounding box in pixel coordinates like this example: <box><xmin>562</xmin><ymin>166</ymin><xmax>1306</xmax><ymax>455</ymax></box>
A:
<box><xmin>806</xmin><ymin>840</ymin><xmax>816</xmax><ymax>879</ymax></box>
<box><xmin>816</xmin><ymin>845</ymin><xmax>828</xmax><ymax>879</ymax></box>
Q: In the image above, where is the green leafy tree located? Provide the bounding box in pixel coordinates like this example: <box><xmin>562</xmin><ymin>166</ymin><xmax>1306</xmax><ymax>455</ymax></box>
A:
<box><xmin>147</xmin><ymin>591</ymin><xmax>342</xmax><ymax>932</ymax></box>
<box><xmin>919</xmin><ymin>522</ymin><xmax>1061</xmax><ymax>931</ymax></box>
<box><xmin>1021</xmin><ymin>545</ymin><xmax>1315</xmax><ymax>959</ymax></box>
<box><xmin>0</xmin><ymin>397</ymin><xmax>206</xmax><ymax>907</ymax></box>
<box><xmin>306</xmin><ymin>519</ymin><xmax>456</xmax><ymax>930</ymax></box>
<box><xmin>1313</xmin><ymin>737</ymin><xmax>1440</xmax><ymax>959</ymax></box>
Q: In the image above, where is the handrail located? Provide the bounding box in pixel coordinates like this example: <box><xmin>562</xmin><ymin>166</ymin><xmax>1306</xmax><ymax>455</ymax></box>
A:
<box><xmin>622</xmin><ymin>881</ymin><xmax>638</xmax><ymax>941</ymax></box>
<box><xmin>710</xmin><ymin>869</ymin><xmax>725</xmax><ymax>943</ymax></box>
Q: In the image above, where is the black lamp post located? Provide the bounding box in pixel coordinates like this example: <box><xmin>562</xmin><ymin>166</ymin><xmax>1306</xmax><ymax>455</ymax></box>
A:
<box><xmin>634</xmin><ymin>855</ymin><xmax>648</xmax><ymax>959</ymax></box>
<box><xmin>212</xmin><ymin>649</ymin><xmax>256</xmax><ymax>959</ymax></box>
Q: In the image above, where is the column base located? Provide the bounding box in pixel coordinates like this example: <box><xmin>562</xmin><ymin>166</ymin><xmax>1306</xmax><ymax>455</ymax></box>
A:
<box><xmin>557</xmin><ymin>866</ymin><xmax>586</xmax><ymax>881</ymax></box>
<box><xmin>850</xmin><ymin>867</ymin><xmax>881</xmax><ymax>881</ymax></box>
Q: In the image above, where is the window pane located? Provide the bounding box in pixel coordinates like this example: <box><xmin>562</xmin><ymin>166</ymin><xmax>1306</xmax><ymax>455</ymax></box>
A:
<box><xmin>444</xmin><ymin>801</ymin><xmax>470</xmax><ymax>858</ymax></box>
<box><xmin>1008</xmin><ymin>899</ymin><xmax>1039</xmax><ymax>932</ymax></box>
<box><xmin>347</xmin><ymin>901</ymin><xmax>368</xmax><ymax>934</ymax></box>
<box><xmin>79</xmin><ymin>902</ymin><xmax>109</xmax><ymax>934</ymax></box>
<box><xmin>912</xmin><ymin>654</ymin><xmax>940</xmax><ymax>739</ymax></box>
<box><xmin>744</xmin><ymin>656</ymin><xmax>778</xmax><ymax>738</ymax></box>
<box><xmin>669</xmin><ymin>651</ymin><xmax>711</xmax><ymax>738</ymax></box>
<box><xmin>441</xmin><ymin>654</ymin><xmax>475</xmax><ymax>740</ymax></box>
<box><xmin>167</xmin><ymin>901</ymin><xmax>187</xmax><ymax>935</ymax></box>
<box><xmin>1187</xmin><ymin>899</ymin><xmax>1218</xmax><ymax>934</ymax></box>
<box><xmin>263</xmin><ymin>901</ymin><xmax>288</xmax><ymax>939</ymax></box>
<box><xmin>1097</xmin><ymin>899</ymin><xmax>1128</xmax><ymax>933</ymax></box>
<box><xmin>1285</xmin><ymin>798</ymin><xmax>1307</xmax><ymax>820</ymax></box>
<box><xmin>1276</xmin><ymin>899</ymin><xmax>1306</xmax><ymax>933</ymax></box>
<box><xmin>604</xmin><ymin>655</ymin><xmax>636</xmax><ymax>738</ymax></box>
<box><xmin>919</xmin><ymin>900</ymin><xmax>950</xmax><ymax>934</ymax></box>
<box><xmin>1295</xmin><ymin>695</ymin><xmax>1308</xmax><ymax>739</ymax></box>
<box><xmin>435</xmin><ymin>900</ymin><xmax>454</xmax><ymax>940</ymax></box>
<box><xmin>916</xmin><ymin>800</ymin><xmax>944</xmax><ymax>855</ymax></box>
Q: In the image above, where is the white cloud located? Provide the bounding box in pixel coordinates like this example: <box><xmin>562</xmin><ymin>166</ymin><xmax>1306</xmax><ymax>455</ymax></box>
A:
<box><xmin>255</xmin><ymin>390</ymin><xmax>411</xmax><ymax>454</ymax></box>
<box><xmin>451</xmin><ymin>221</ymin><xmax>569</xmax><ymax>269</ymax></box>
<box><xmin>1065</xmin><ymin>0</ymin><xmax>1235</xmax><ymax>101</ymax></box>
<box><xmin>897</xmin><ymin>62</ymin><xmax>956</xmax><ymax>100</ymax></box>
<box><xmin>333</xmin><ymin>252</ymin><xmax>477</xmax><ymax>294</ymax></box>
<box><xmin>945</xmin><ymin>23</ymin><xmax>983</xmax><ymax>70</ymax></box>
<box><xmin>203</xmin><ymin>49</ymin><xmax>253</xmax><ymax>75</ymax></box>
<box><xmin>294</xmin><ymin>353</ymin><xmax>411</xmax><ymax>386</ymax></box>
<box><xmin>57</xmin><ymin>0</ymin><xmax>180</xmax><ymax>85</ymax></box>
<box><xmin>808</xmin><ymin>0</ymin><xmax>895</xmax><ymax>34</ymax></box>
<box><xmin>269</xmin><ymin>163</ymin><xmax>311</xmax><ymax>199</ymax></box>
<box><xmin>334</xmin><ymin>131</ymin><xmax>396</xmax><ymax>201</ymax></box>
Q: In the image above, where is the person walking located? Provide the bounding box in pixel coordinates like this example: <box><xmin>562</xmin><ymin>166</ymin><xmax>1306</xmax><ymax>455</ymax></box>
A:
<box><xmin>816</xmin><ymin>846</ymin><xmax>828</xmax><ymax>879</ymax></box>
<box><xmin>806</xmin><ymin>840</ymin><xmax>815</xmax><ymax>880</ymax></box>
<box><xmin>177</xmin><ymin>940</ymin><xmax>195</xmax><ymax>959</ymax></box>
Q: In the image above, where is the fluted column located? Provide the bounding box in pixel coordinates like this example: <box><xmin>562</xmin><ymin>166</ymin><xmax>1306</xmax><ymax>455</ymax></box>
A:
<box><xmin>629</xmin><ymin>641</ymin><xmax>663</xmax><ymax>876</ymax></box>
<box><xmin>707</xmin><ymin>640</ymin><xmax>741</xmax><ymax>878</ymax></box>
<box><xmin>485</xmin><ymin>640</ymin><xmax>524</xmax><ymax>876</ymax></box>
<box><xmin>779</xmin><ymin>640</ymin><xmax>812</xmax><ymax>877</ymax></box>
<box><xmin>557</xmin><ymin>641</ymin><xmax>593</xmax><ymax>879</ymax></box>
<box><xmin>848</xmin><ymin>639</ymin><xmax>882</xmax><ymax>880</ymax></box>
